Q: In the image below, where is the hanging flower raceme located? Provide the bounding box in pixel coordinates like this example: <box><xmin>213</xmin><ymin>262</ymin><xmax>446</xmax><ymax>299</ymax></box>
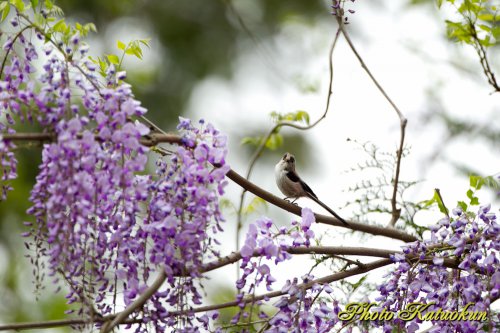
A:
<box><xmin>375</xmin><ymin>205</ymin><xmax>500</xmax><ymax>332</ymax></box>
<box><xmin>26</xmin><ymin>77</ymin><xmax>151</xmax><ymax>315</ymax></box>
<box><xmin>142</xmin><ymin>118</ymin><xmax>230</xmax><ymax>331</ymax></box>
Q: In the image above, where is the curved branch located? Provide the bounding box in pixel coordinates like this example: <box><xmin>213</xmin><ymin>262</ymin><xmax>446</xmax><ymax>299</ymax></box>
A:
<box><xmin>100</xmin><ymin>269</ymin><xmax>167</xmax><ymax>333</ymax></box>
<box><xmin>226</xmin><ymin>169</ymin><xmax>418</xmax><ymax>242</ymax></box>
<box><xmin>336</xmin><ymin>16</ymin><xmax>408</xmax><ymax>227</ymax></box>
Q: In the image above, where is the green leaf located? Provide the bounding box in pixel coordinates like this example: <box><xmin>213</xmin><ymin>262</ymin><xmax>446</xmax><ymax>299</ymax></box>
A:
<box><xmin>244</xmin><ymin>196</ymin><xmax>267</xmax><ymax>215</ymax></box>
<box><xmin>470</xmin><ymin>197</ymin><xmax>479</xmax><ymax>205</ymax></box>
<box><xmin>34</xmin><ymin>12</ymin><xmax>44</xmax><ymax>26</ymax></box>
<box><xmin>265</xmin><ymin>133</ymin><xmax>283</xmax><ymax>150</ymax></box>
<box><xmin>241</xmin><ymin>136</ymin><xmax>261</xmax><ymax>147</ymax></box>
<box><xmin>10</xmin><ymin>0</ymin><xmax>25</xmax><ymax>12</ymax></box>
<box><xmin>85</xmin><ymin>22</ymin><xmax>97</xmax><ymax>33</ymax></box>
<box><xmin>44</xmin><ymin>0</ymin><xmax>53</xmax><ymax>10</ymax></box>
<box><xmin>433</xmin><ymin>189</ymin><xmax>449</xmax><ymax>215</ymax></box>
<box><xmin>421</xmin><ymin>197</ymin><xmax>436</xmax><ymax>208</ymax></box>
<box><xmin>437</xmin><ymin>0</ymin><xmax>443</xmax><ymax>9</ymax></box>
<box><xmin>107</xmin><ymin>54</ymin><xmax>120</xmax><ymax>65</ymax></box>
<box><xmin>52</xmin><ymin>19</ymin><xmax>67</xmax><ymax>33</ymax></box>
<box><xmin>466</xmin><ymin>189</ymin><xmax>474</xmax><ymax>199</ymax></box>
<box><xmin>295</xmin><ymin>110</ymin><xmax>310</xmax><ymax>125</ymax></box>
<box><xmin>117</xmin><ymin>40</ymin><xmax>126</xmax><ymax>51</ymax></box>
<box><xmin>349</xmin><ymin>275</ymin><xmax>368</xmax><ymax>292</ymax></box>
<box><xmin>0</xmin><ymin>2</ymin><xmax>10</xmax><ymax>22</ymax></box>
<box><xmin>478</xmin><ymin>13</ymin><xmax>495</xmax><ymax>21</ymax></box>
<box><xmin>30</xmin><ymin>0</ymin><xmax>39</xmax><ymax>8</ymax></box>
<box><xmin>469</xmin><ymin>175</ymin><xmax>484</xmax><ymax>190</ymax></box>
<box><xmin>50</xmin><ymin>4</ymin><xmax>63</xmax><ymax>16</ymax></box>
<box><xmin>478</xmin><ymin>24</ymin><xmax>491</xmax><ymax>32</ymax></box>
<box><xmin>139</xmin><ymin>38</ymin><xmax>151</xmax><ymax>48</ymax></box>
<box><xmin>458</xmin><ymin>201</ymin><xmax>468</xmax><ymax>212</ymax></box>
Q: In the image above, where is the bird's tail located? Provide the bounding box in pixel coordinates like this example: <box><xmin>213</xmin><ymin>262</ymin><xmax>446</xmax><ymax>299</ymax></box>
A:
<box><xmin>307</xmin><ymin>194</ymin><xmax>349</xmax><ymax>226</ymax></box>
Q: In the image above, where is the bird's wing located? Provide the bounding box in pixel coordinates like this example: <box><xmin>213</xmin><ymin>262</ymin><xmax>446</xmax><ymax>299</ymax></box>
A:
<box><xmin>285</xmin><ymin>170</ymin><xmax>300</xmax><ymax>182</ymax></box>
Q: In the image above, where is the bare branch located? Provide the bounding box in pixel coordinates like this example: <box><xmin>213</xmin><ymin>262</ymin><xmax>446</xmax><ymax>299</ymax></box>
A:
<box><xmin>226</xmin><ymin>169</ymin><xmax>418</xmax><ymax>242</ymax></box>
<box><xmin>170</xmin><ymin>258</ymin><xmax>393</xmax><ymax>316</ymax></box>
<box><xmin>336</xmin><ymin>16</ymin><xmax>407</xmax><ymax>227</ymax></box>
<box><xmin>1</xmin><ymin>132</ymin><xmax>182</xmax><ymax>146</ymax></box>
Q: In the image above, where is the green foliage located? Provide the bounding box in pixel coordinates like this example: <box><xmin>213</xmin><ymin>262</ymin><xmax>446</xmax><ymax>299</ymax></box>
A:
<box><xmin>0</xmin><ymin>2</ymin><xmax>10</xmax><ymax>21</ymax></box>
<box><xmin>344</xmin><ymin>140</ymin><xmax>425</xmax><ymax>235</ymax></box>
<box><xmin>241</xmin><ymin>110</ymin><xmax>310</xmax><ymax>151</ymax></box>
<box><xmin>243</xmin><ymin>196</ymin><xmax>267</xmax><ymax>215</ymax></box>
<box><xmin>423</xmin><ymin>189</ymin><xmax>450</xmax><ymax>215</ymax></box>
<box><xmin>86</xmin><ymin>39</ymin><xmax>150</xmax><ymax>77</ymax></box>
<box><xmin>270</xmin><ymin>110</ymin><xmax>310</xmax><ymax>125</ymax></box>
<box><xmin>427</xmin><ymin>174</ymin><xmax>499</xmax><ymax>218</ymax></box>
<box><xmin>441</xmin><ymin>0</ymin><xmax>500</xmax><ymax>46</ymax></box>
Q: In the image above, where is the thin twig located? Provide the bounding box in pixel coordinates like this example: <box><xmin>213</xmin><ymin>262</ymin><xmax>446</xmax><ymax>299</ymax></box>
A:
<box><xmin>336</xmin><ymin>16</ymin><xmax>408</xmax><ymax>227</ymax></box>
<box><xmin>235</xmin><ymin>26</ymin><xmax>343</xmax><ymax>260</ymax></box>
<box><xmin>0</xmin><ymin>25</ymin><xmax>33</xmax><ymax>79</ymax></box>
<box><xmin>100</xmin><ymin>269</ymin><xmax>167</xmax><ymax>333</ymax></box>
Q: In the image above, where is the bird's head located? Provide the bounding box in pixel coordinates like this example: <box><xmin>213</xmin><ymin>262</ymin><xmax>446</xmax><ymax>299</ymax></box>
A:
<box><xmin>278</xmin><ymin>152</ymin><xmax>296</xmax><ymax>172</ymax></box>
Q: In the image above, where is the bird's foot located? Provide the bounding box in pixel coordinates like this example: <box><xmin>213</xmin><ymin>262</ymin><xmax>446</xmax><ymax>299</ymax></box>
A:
<box><xmin>283</xmin><ymin>197</ymin><xmax>299</xmax><ymax>206</ymax></box>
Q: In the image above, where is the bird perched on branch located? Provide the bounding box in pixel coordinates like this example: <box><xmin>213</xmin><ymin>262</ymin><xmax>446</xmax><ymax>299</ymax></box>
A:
<box><xmin>275</xmin><ymin>152</ymin><xmax>348</xmax><ymax>226</ymax></box>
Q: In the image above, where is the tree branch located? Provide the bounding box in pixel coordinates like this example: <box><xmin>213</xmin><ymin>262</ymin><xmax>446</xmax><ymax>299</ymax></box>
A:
<box><xmin>100</xmin><ymin>269</ymin><xmax>167</xmax><ymax>333</ymax></box>
<box><xmin>336</xmin><ymin>16</ymin><xmax>407</xmax><ymax>227</ymax></box>
<box><xmin>170</xmin><ymin>258</ymin><xmax>393</xmax><ymax>316</ymax></box>
<box><xmin>226</xmin><ymin>169</ymin><xmax>418</xmax><ymax>242</ymax></box>
<box><xmin>2</xmin><ymin>132</ymin><xmax>418</xmax><ymax>242</ymax></box>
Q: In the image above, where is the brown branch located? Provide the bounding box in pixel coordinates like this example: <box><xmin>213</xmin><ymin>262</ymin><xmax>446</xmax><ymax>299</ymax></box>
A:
<box><xmin>1</xmin><ymin>132</ymin><xmax>182</xmax><ymax>146</ymax></box>
<box><xmin>202</xmin><ymin>245</ymin><xmax>462</xmax><ymax>275</ymax></box>
<box><xmin>100</xmin><ymin>269</ymin><xmax>167</xmax><ymax>333</ymax></box>
<box><xmin>469</xmin><ymin>22</ymin><xmax>500</xmax><ymax>92</ymax></box>
<box><xmin>0</xmin><ymin>317</ymin><xmax>141</xmax><ymax>331</ymax></box>
<box><xmin>336</xmin><ymin>16</ymin><xmax>407</xmax><ymax>227</ymax></box>
<box><xmin>3</xmin><ymin>131</ymin><xmax>418</xmax><ymax>242</ymax></box>
<box><xmin>0</xmin><ymin>259</ymin><xmax>389</xmax><ymax>331</ymax></box>
<box><xmin>170</xmin><ymin>258</ymin><xmax>393</xmax><ymax>316</ymax></box>
<box><xmin>226</xmin><ymin>169</ymin><xmax>418</xmax><ymax>242</ymax></box>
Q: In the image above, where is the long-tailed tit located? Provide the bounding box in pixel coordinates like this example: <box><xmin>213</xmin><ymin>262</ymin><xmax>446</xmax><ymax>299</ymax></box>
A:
<box><xmin>275</xmin><ymin>152</ymin><xmax>348</xmax><ymax>226</ymax></box>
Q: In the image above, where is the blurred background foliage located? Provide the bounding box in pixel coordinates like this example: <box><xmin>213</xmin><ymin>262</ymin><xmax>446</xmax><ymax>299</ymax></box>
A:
<box><xmin>1</xmin><ymin>0</ymin><xmax>499</xmax><ymax>330</ymax></box>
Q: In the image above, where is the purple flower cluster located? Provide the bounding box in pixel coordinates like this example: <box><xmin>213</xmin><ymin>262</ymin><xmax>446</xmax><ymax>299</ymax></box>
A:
<box><xmin>27</xmin><ymin>80</ymin><xmax>150</xmax><ymax>315</ymax></box>
<box><xmin>3</xmin><ymin>7</ymin><xmax>233</xmax><ymax>331</ymax></box>
<box><xmin>0</xmin><ymin>138</ymin><xmax>16</xmax><ymax>200</ymax></box>
<box><xmin>267</xmin><ymin>276</ymin><xmax>342</xmax><ymax>333</ymax></box>
<box><xmin>376</xmin><ymin>204</ymin><xmax>500</xmax><ymax>332</ymax></box>
<box><xmin>0</xmin><ymin>29</ymin><xmax>39</xmax><ymax>199</ymax></box>
<box><xmin>331</xmin><ymin>0</ymin><xmax>356</xmax><ymax>20</ymax></box>
<box><xmin>234</xmin><ymin>208</ymin><xmax>344</xmax><ymax>331</ymax></box>
<box><xmin>142</xmin><ymin>118</ymin><xmax>230</xmax><ymax>330</ymax></box>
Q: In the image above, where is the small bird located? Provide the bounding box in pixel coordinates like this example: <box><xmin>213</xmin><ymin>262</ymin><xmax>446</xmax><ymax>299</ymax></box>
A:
<box><xmin>275</xmin><ymin>152</ymin><xmax>348</xmax><ymax>226</ymax></box>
